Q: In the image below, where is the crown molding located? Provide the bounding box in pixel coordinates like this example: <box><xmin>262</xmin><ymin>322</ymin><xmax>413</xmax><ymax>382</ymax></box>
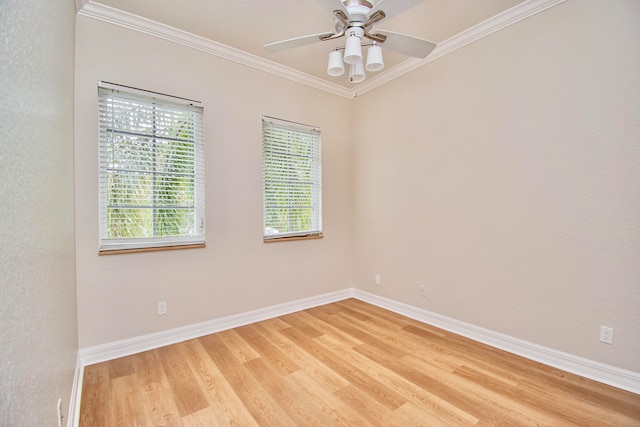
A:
<box><xmin>77</xmin><ymin>1</ymin><xmax>354</xmax><ymax>99</ymax></box>
<box><xmin>77</xmin><ymin>0</ymin><xmax>566</xmax><ymax>99</ymax></box>
<box><xmin>75</xmin><ymin>0</ymin><xmax>89</xmax><ymax>12</ymax></box>
<box><xmin>354</xmin><ymin>0</ymin><xmax>567</xmax><ymax>95</ymax></box>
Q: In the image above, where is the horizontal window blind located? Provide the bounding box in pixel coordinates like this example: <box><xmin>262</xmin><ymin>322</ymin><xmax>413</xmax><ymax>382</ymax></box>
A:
<box><xmin>263</xmin><ymin>116</ymin><xmax>322</xmax><ymax>240</ymax></box>
<box><xmin>98</xmin><ymin>82</ymin><xmax>205</xmax><ymax>251</ymax></box>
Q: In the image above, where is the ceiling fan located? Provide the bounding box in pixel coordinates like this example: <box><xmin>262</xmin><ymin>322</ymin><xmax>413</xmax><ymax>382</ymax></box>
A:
<box><xmin>263</xmin><ymin>0</ymin><xmax>437</xmax><ymax>83</ymax></box>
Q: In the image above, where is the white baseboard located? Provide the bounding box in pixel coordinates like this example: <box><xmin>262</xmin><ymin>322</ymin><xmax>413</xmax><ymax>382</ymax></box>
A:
<box><xmin>79</xmin><ymin>288</ymin><xmax>353</xmax><ymax>366</ymax></box>
<box><xmin>68</xmin><ymin>355</ymin><xmax>84</xmax><ymax>427</ymax></box>
<box><xmin>76</xmin><ymin>287</ymin><xmax>639</xmax><ymax>400</ymax></box>
<box><xmin>353</xmin><ymin>289</ymin><xmax>640</xmax><ymax>395</ymax></box>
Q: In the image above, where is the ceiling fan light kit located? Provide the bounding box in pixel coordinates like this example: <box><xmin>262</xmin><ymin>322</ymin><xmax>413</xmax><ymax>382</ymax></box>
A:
<box><xmin>264</xmin><ymin>0</ymin><xmax>437</xmax><ymax>85</ymax></box>
<box><xmin>343</xmin><ymin>28</ymin><xmax>364</xmax><ymax>64</ymax></box>
<box><xmin>327</xmin><ymin>49</ymin><xmax>346</xmax><ymax>76</ymax></box>
<box><xmin>349</xmin><ymin>61</ymin><xmax>366</xmax><ymax>83</ymax></box>
<box><xmin>365</xmin><ymin>42</ymin><xmax>384</xmax><ymax>72</ymax></box>
<box><xmin>325</xmin><ymin>39</ymin><xmax>383</xmax><ymax>82</ymax></box>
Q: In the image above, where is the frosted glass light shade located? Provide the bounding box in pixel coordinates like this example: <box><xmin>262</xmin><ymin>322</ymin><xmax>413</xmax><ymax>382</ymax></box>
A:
<box><xmin>327</xmin><ymin>50</ymin><xmax>345</xmax><ymax>77</ymax></box>
<box><xmin>343</xmin><ymin>34</ymin><xmax>363</xmax><ymax>65</ymax></box>
<box><xmin>349</xmin><ymin>61</ymin><xmax>365</xmax><ymax>83</ymax></box>
<box><xmin>365</xmin><ymin>44</ymin><xmax>384</xmax><ymax>72</ymax></box>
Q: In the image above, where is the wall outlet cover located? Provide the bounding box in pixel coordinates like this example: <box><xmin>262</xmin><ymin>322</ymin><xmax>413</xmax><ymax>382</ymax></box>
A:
<box><xmin>600</xmin><ymin>326</ymin><xmax>613</xmax><ymax>344</ymax></box>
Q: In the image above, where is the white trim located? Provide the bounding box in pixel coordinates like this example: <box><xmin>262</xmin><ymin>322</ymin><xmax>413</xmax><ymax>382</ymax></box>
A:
<box><xmin>353</xmin><ymin>289</ymin><xmax>640</xmax><ymax>395</ymax></box>
<box><xmin>76</xmin><ymin>0</ymin><xmax>566</xmax><ymax>99</ymax></box>
<box><xmin>67</xmin><ymin>355</ymin><xmax>83</xmax><ymax>427</ymax></box>
<box><xmin>354</xmin><ymin>0</ymin><xmax>567</xmax><ymax>95</ymax></box>
<box><xmin>77</xmin><ymin>287</ymin><xmax>639</xmax><ymax>396</ymax></box>
<box><xmin>77</xmin><ymin>1</ymin><xmax>353</xmax><ymax>99</ymax></box>
<box><xmin>78</xmin><ymin>289</ymin><xmax>352</xmax><ymax>366</ymax></box>
<box><xmin>75</xmin><ymin>0</ymin><xmax>88</xmax><ymax>13</ymax></box>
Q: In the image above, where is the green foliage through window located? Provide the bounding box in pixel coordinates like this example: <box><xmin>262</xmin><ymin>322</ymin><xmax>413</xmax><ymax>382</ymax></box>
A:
<box><xmin>262</xmin><ymin>117</ymin><xmax>322</xmax><ymax>239</ymax></box>
<box><xmin>98</xmin><ymin>83</ymin><xmax>204</xmax><ymax>250</ymax></box>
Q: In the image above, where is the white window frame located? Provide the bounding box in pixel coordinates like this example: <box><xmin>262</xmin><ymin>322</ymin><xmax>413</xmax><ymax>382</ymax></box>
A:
<box><xmin>98</xmin><ymin>82</ymin><xmax>205</xmax><ymax>253</ymax></box>
<box><xmin>262</xmin><ymin>116</ymin><xmax>322</xmax><ymax>241</ymax></box>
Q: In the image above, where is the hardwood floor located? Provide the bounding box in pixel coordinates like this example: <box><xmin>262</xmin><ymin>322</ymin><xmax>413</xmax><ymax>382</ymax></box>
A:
<box><xmin>79</xmin><ymin>299</ymin><xmax>640</xmax><ymax>426</ymax></box>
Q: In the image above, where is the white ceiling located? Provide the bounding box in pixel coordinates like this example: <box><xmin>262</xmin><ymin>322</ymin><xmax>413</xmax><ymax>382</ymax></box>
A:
<box><xmin>76</xmin><ymin>0</ymin><xmax>561</xmax><ymax>96</ymax></box>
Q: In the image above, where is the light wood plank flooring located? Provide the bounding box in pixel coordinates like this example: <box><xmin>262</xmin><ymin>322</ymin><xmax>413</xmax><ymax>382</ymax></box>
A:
<box><xmin>80</xmin><ymin>299</ymin><xmax>640</xmax><ymax>426</ymax></box>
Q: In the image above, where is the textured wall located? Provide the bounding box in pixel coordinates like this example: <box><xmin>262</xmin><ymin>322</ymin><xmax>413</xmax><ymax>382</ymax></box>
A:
<box><xmin>0</xmin><ymin>0</ymin><xmax>78</xmax><ymax>425</ymax></box>
<box><xmin>352</xmin><ymin>0</ymin><xmax>640</xmax><ymax>372</ymax></box>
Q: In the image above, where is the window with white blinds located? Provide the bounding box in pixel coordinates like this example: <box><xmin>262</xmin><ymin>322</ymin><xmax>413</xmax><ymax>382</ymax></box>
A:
<box><xmin>262</xmin><ymin>116</ymin><xmax>322</xmax><ymax>240</ymax></box>
<box><xmin>98</xmin><ymin>82</ymin><xmax>205</xmax><ymax>252</ymax></box>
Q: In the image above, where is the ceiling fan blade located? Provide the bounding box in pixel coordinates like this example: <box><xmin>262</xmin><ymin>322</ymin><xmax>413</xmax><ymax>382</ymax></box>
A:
<box><xmin>367</xmin><ymin>0</ymin><xmax>425</xmax><ymax>19</ymax></box>
<box><xmin>264</xmin><ymin>32</ymin><xmax>334</xmax><ymax>52</ymax></box>
<box><xmin>374</xmin><ymin>29</ymin><xmax>436</xmax><ymax>58</ymax></box>
<box><xmin>316</xmin><ymin>0</ymin><xmax>351</xmax><ymax>18</ymax></box>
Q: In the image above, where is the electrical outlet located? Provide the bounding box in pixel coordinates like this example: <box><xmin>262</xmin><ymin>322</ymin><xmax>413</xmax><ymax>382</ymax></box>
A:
<box><xmin>57</xmin><ymin>398</ymin><xmax>63</xmax><ymax>427</ymax></box>
<box><xmin>600</xmin><ymin>326</ymin><xmax>613</xmax><ymax>344</ymax></box>
<box><xmin>419</xmin><ymin>285</ymin><xmax>427</xmax><ymax>297</ymax></box>
<box><xmin>375</xmin><ymin>274</ymin><xmax>381</xmax><ymax>285</ymax></box>
<box><xmin>158</xmin><ymin>301</ymin><xmax>167</xmax><ymax>316</ymax></box>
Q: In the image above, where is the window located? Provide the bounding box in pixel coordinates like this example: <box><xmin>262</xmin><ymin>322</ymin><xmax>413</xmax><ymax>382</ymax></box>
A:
<box><xmin>98</xmin><ymin>82</ymin><xmax>205</xmax><ymax>252</ymax></box>
<box><xmin>262</xmin><ymin>116</ymin><xmax>322</xmax><ymax>241</ymax></box>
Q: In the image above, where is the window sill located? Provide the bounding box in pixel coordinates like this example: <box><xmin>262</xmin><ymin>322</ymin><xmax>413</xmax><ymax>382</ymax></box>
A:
<box><xmin>263</xmin><ymin>234</ymin><xmax>323</xmax><ymax>243</ymax></box>
<box><xmin>99</xmin><ymin>243</ymin><xmax>206</xmax><ymax>255</ymax></box>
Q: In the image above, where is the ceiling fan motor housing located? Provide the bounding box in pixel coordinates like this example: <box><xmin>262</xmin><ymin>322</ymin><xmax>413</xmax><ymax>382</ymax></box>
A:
<box><xmin>344</xmin><ymin>0</ymin><xmax>373</xmax><ymax>21</ymax></box>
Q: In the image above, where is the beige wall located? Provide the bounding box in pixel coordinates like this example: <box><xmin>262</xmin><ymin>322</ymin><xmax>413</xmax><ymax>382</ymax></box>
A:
<box><xmin>75</xmin><ymin>0</ymin><xmax>639</xmax><ymax>375</ymax></box>
<box><xmin>353</xmin><ymin>0</ymin><xmax>640</xmax><ymax>372</ymax></box>
<box><xmin>0</xmin><ymin>0</ymin><xmax>78</xmax><ymax>424</ymax></box>
<box><xmin>75</xmin><ymin>17</ymin><xmax>354</xmax><ymax>348</ymax></box>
